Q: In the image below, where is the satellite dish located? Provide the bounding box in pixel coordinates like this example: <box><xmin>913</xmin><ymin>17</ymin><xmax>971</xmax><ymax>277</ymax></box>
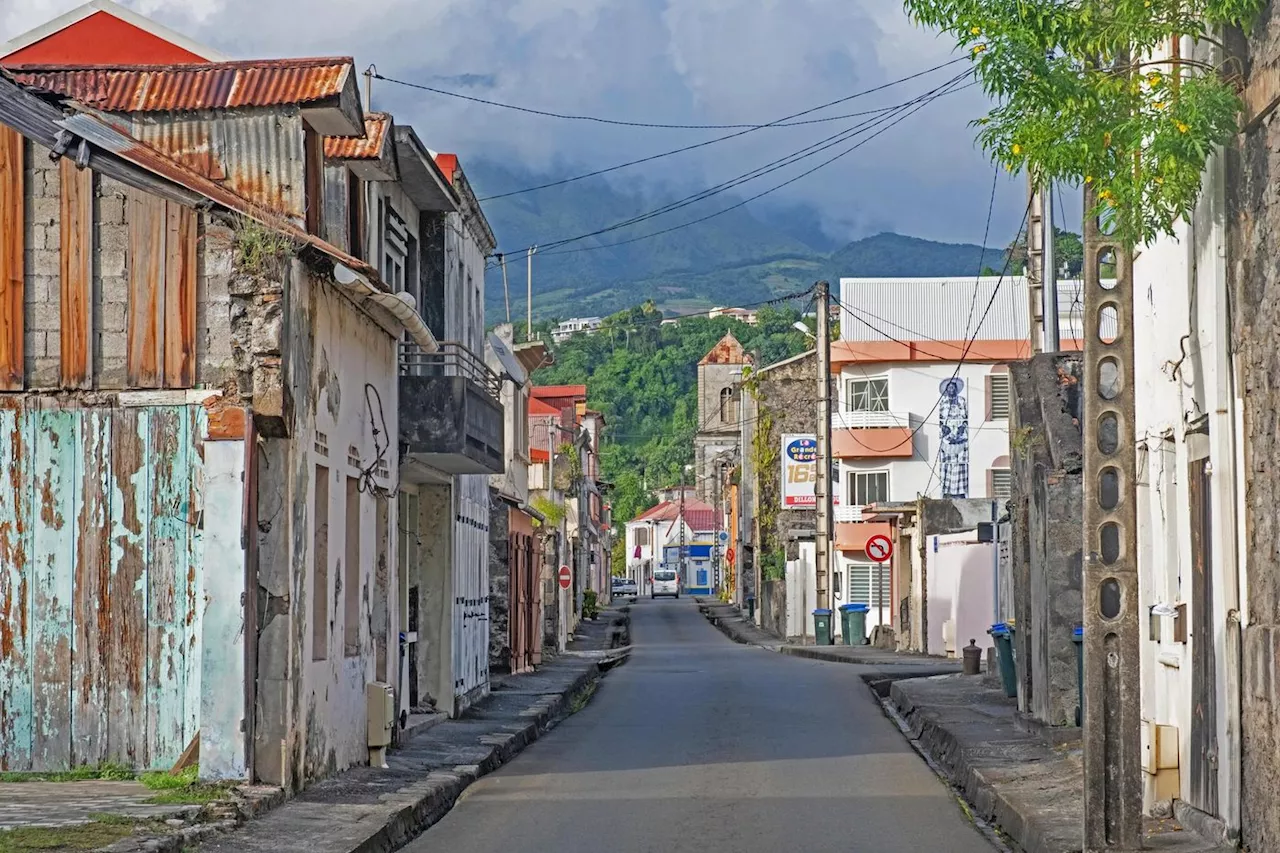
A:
<box><xmin>487</xmin><ymin>331</ymin><xmax>523</xmax><ymax>383</ymax></box>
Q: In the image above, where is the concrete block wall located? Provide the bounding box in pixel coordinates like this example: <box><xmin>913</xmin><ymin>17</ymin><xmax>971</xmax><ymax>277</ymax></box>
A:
<box><xmin>23</xmin><ymin>141</ymin><xmax>61</xmax><ymax>388</ymax></box>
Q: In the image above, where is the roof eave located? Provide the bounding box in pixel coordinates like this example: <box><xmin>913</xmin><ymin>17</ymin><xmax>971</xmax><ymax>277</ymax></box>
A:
<box><xmin>301</xmin><ymin>64</ymin><xmax>363</xmax><ymax>137</ymax></box>
<box><xmin>0</xmin><ymin>0</ymin><xmax>229</xmax><ymax>63</ymax></box>
<box><xmin>393</xmin><ymin>124</ymin><xmax>459</xmax><ymax>213</ymax></box>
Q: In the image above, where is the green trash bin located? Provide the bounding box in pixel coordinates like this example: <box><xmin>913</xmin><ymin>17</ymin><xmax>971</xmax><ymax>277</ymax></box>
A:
<box><xmin>840</xmin><ymin>603</ymin><xmax>869</xmax><ymax>646</ymax></box>
<box><xmin>1072</xmin><ymin>624</ymin><xmax>1083</xmax><ymax>726</ymax></box>
<box><xmin>988</xmin><ymin>622</ymin><xmax>1017</xmax><ymax>698</ymax></box>
<box><xmin>813</xmin><ymin>609</ymin><xmax>833</xmax><ymax>646</ymax></box>
<box><xmin>747</xmin><ymin>596</ymin><xmax>756</xmax><ymax>621</ymax></box>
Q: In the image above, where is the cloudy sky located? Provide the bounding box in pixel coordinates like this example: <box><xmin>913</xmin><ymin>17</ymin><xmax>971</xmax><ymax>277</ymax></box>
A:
<box><xmin>2</xmin><ymin>0</ymin><xmax>1033</xmax><ymax>247</ymax></box>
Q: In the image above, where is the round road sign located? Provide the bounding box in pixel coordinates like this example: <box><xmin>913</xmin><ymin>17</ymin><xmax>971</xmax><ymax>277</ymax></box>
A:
<box><xmin>558</xmin><ymin>565</ymin><xmax>572</xmax><ymax>590</ymax></box>
<box><xmin>865</xmin><ymin>534</ymin><xmax>893</xmax><ymax>563</ymax></box>
<box><xmin>725</xmin><ymin>547</ymin><xmax>736</xmax><ymax>565</ymax></box>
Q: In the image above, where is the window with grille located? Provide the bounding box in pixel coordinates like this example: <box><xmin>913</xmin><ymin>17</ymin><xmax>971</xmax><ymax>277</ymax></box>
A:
<box><xmin>384</xmin><ymin>208</ymin><xmax>408</xmax><ymax>292</ymax></box>
<box><xmin>991</xmin><ymin>468</ymin><xmax>1013</xmax><ymax>500</ymax></box>
<box><xmin>848</xmin><ymin>562</ymin><xmax>890</xmax><ymax>607</ymax></box>
<box><xmin>848</xmin><ymin>471</ymin><xmax>889</xmax><ymax>506</ymax></box>
<box><xmin>989</xmin><ymin>374</ymin><xmax>1011</xmax><ymax>420</ymax></box>
<box><xmin>847</xmin><ymin>377</ymin><xmax>889</xmax><ymax>412</ymax></box>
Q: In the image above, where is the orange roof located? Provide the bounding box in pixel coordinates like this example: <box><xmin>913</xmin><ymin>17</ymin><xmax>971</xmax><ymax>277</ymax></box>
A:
<box><xmin>529</xmin><ymin>398</ymin><xmax>560</xmax><ymax>416</ymax></box>
<box><xmin>530</xmin><ymin>448</ymin><xmax>550</xmax><ymax>463</ymax></box>
<box><xmin>532</xmin><ymin>384</ymin><xmax>587</xmax><ymax>399</ymax></box>
<box><xmin>9</xmin><ymin>57</ymin><xmax>355</xmax><ymax>112</ymax></box>
<box><xmin>434</xmin><ymin>153</ymin><xmax>459</xmax><ymax>184</ymax></box>
<box><xmin>699</xmin><ymin>332</ymin><xmax>750</xmax><ymax>366</ymax></box>
<box><xmin>324</xmin><ymin>112</ymin><xmax>390</xmax><ymax>159</ymax></box>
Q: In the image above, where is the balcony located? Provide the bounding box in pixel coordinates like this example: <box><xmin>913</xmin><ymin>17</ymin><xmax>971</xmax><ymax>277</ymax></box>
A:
<box><xmin>831</xmin><ymin>409</ymin><xmax>916</xmax><ymax>460</ymax></box>
<box><xmin>399</xmin><ymin>342</ymin><xmax>504</xmax><ymax>476</ymax></box>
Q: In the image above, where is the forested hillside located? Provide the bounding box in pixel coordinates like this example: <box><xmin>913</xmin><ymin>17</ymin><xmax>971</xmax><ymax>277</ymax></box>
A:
<box><xmin>532</xmin><ymin>302</ymin><xmax>810</xmax><ymax>527</ymax></box>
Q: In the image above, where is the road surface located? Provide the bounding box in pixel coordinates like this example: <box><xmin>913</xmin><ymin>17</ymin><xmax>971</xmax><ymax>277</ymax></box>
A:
<box><xmin>406</xmin><ymin>598</ymin><xmax>995</xmax><ymax>853</ymax></box>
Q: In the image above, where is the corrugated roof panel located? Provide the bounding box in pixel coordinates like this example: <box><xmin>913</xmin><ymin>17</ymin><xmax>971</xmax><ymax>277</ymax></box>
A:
<box><xmin>131</xmin><ymin>110</ymin><xmax>305</xmax><ymax>220</ymax></box>
<box><xmin>324</xmin><ymin>112</ymin><xmax>389</xmax><ymax>160</ymax></box>
<box><xmin>10</xmin><ymin>57</ymin><xmax>352</xmax><ymax>111</ymax></box>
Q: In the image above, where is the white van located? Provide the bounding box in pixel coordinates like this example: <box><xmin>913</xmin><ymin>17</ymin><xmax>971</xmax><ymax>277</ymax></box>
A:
<box><xmin>652</xmin><ymin>568</ymin><xmax>680</xmax><ymax>599</ymax></box>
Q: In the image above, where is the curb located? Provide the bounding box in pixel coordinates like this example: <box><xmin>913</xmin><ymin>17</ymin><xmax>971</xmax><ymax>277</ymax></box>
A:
<box><xmin>352</xmin><ymin>665</ymin><xmax>606</xmax><ymax>853</ymax></box>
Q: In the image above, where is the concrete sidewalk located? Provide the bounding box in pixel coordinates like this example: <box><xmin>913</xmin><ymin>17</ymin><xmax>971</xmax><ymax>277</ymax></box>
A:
<box><xmin>885</xmin><ymin>674</ymin><xmax>1233</xmax><ymax>853</ymax></box>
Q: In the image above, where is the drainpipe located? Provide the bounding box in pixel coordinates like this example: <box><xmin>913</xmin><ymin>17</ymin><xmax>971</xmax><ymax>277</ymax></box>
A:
<box><xmin>333</xmin><ymin>263</ymin><xmax>438</xmax><ymax>352</ymax></box>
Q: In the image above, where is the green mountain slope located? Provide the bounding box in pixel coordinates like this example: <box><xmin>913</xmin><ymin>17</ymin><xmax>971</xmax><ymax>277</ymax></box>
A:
<box><xmin>468</xmin><ymin>159</ymin><xmax>998</xmax><ymax>320</ymax></box>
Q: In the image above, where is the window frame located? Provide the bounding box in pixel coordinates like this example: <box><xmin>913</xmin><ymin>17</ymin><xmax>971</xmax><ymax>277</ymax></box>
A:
<box><xmin>846</xmin><ymin>376</ymin><xmax>889</xmax><ymax>413</ymax></box>
<box><xmin>847</xmin><ymin>561</ymin><xmax>891</xmax><ymax>608</ymax></box>
<box><xmin>847</xmin><ymin>469</ymin><xmax>890</xmax><ymax>506</ymax></box>
<box><xmin>988</xmin><ymin>373</ymin><xmax>1011</xmax><ymax>421</ymax></box>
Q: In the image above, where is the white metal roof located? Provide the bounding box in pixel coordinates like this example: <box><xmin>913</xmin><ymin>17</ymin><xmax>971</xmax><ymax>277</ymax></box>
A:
<box><xmin>838</xmin><ymin>277</ymin><xmax>1113</xmax><ymax>344</ymax></box>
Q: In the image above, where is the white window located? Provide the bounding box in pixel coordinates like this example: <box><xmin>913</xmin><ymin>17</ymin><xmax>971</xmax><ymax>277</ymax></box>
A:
<box><xmin>847</xmin><ymin>377</ymin><xmax>888</xmax><ymax>412</ymax></box>
<box><xmin>848</xmin><ymin>562</ymin><xmax>890</xmax><ymax>607</ymax></box>
<box><xmin>848</xmin><ymin>471</ymin><xmax>889</xmax><ymax>506</ymax></box>
<box><xmin>991</xmin><ymin>468</ymin><xmax>1013</xmax><ymax>500</ymax></box>
<box><xmin>989</xmin><ymin>374</ymin><xmax>1011</xmax><ymax>420</ymax></box>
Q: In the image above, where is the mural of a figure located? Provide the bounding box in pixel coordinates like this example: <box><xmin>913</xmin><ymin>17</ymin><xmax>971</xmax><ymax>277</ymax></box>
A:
<box><xmin>937</xmin><ymin>377</ymin><xmax>969</xmax><ymax>498</ymax></box>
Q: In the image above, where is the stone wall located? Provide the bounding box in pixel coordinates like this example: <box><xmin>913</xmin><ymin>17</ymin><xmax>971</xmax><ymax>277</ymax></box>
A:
<box><xmin>760</xmin><ymin>578</ymin><xmax>786</xmax><ymax>639</ymax></box>
<box><xmin>1229</xmin><ymin>8</ymin><xmax>1280</xmax><ymax>846</ymax></box>
<box><xmin>1008</xmin><ymin>353</ymin><xmax>1083</xmax><ymax>727</ymax></box>
<box><xmin>488</xmin><ymin>492</ymin><xmax>512</xmax><ymax>671</ymax></box>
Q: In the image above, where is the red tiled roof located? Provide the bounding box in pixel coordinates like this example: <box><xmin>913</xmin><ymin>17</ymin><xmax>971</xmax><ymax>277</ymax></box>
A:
<box><xmin>632</xmin><ymin>499</ymin><xmax>718</xmax><ymax>533</ymax></box>
<box><xmin>9</xmin><ymin>57</ymin><xmax>354</xmax><ymax>112</ymax></box>
<box><xmin>532</xmin><ymin>384</ymin><xmax>587</xmax><ymax>399</ymax></box>
<box><xmin>529</xmin><ymin>398</ymin><xmax>560</xmax><ymax>417</ymax></box>
<box><xmin>699</xmin><ymin>331</ymin><xmax>750</xmax><ymax>365</ymax></box>
<box><xmin>324</xmin><ymin>112</ymin><xmax>389</xmax><ymax>159</ymax></box>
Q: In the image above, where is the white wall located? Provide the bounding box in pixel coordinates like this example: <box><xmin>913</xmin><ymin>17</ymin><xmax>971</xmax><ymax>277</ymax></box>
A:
<box><xmin>924</xmin><ymin>532</ymin><xmax>995</xmax><ymax>658</ymax></box>
<box><xmin>1132</xmin><ymin>139</ymin><xmax>1243</xmax><ymax>825</ymax></box>
<box><xmin>836</xmin><ymin>359</ymin><xmax>1011</xmax><ymax>503</ymax></box>
<box><xmin>302</xmin><ymin>274</ymin><xmax>400</xmax><ymax>776</ymax></box>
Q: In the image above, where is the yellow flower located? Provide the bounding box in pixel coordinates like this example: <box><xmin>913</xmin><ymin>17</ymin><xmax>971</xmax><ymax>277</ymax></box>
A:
<box><xmin>1099</xmin><ymin>189</ymin><xmax>1113</xmax><ymax>200</ymax></box>
<box><xmin>1085</xmin><ymin>175</ymin><xmax>1093</xmax><ymax>183</ymax></box>
<box><xmin>1147</xmin><ymin>72</ymin><xmax>1162</xmax><ymax>87</ymax></box>
<box><xmin>1153</xmin><ymin>101</ymin><xmax>1165</xmax><ymax>110</ymax></box>
<box><xmin>1175</xmin><ymin>121</ymin><xmax>1189</xmax><ymax>133</ymax></box>
<box><xmin>1012</xmin><ymin>143</ymin><xmax>1022</xmax><ymax>155</ymax></box>
<box><xmin>1154</xmin><ymin>176</ymin><xmax>1164</xmax><ymax>185</ymax></box>
<box><xmin>972</xmin><ymin>44</ymin><xmax>987</xmax><ymax>55</ymax></box>
<box><xmin>970</xmin><ymin>25</ymin><xmax>981</xmax><ymax>34</ymax></box>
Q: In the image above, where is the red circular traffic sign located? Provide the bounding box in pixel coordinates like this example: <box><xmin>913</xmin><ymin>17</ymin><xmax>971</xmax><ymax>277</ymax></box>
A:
<box><xmin>725</xmin><ymin>547</ymin><xmax>736</xmax><ymax>565</ymax></box>
<box><xmin>865</xmin><ymin>534</ymin><xmax>893</xmax><ymax>563</ymax></box>
<box><xmin>558</xmin><ymin>565</ymin><xmax>572</xmax><ymax>590</ymax></box>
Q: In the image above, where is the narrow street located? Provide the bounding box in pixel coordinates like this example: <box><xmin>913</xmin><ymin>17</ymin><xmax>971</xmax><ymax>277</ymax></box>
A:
<box><xmin>408</xmin><ymin>600</ymin><xmax>995</xmax><ymax>853</ymax></box>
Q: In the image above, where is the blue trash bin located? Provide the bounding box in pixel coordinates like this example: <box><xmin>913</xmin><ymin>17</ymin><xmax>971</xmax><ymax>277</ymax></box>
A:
<box><xmin>1072</xmin><ymin>624</ymin><xmax>1083</xmax><ymax>726</ymax></box>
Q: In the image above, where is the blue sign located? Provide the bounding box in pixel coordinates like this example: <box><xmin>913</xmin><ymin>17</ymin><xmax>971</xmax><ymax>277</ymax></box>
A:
<box><xmin>786</xmin><ymin>437</ymin><xmax>817</xmax><ymax>462</ymax></box>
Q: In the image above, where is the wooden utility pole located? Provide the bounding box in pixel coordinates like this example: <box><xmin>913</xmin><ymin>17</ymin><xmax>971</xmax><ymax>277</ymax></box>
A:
<box><xmin>814</xmin><ymin>280</ymin><xmax>834</xmax><ymax>638</ymax></box>
<box><xmin>1026</xmin><ymin>177</ymin><xmax>1046</xmax><ymax>354</ymax></box>
<box><xmin>526</xmin><ymin>245</ymin><xmax>537</xmax><ymax>342</ymax></box>
<box><xmin>1081</xmin><ymin>185</ymin><xmax>1142</xmax><ymax>850</ymax></box>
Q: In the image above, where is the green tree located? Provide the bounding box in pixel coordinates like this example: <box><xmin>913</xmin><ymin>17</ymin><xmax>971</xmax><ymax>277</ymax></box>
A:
<box><xmin>905</xmin><ymin>0</ymin><xmax>1262</xmax><ymax>245</ymax></box>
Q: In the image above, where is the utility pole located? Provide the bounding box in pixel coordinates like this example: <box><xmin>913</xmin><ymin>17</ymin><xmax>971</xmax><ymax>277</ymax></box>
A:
<box><xmin>814</xmin><ymin>280</ymin><xmax>833</xmax><ymax>640</ymax></box>
<box><xmin>1082</xmin><ymin>185</ymin><xmax>1142</xmax><ymax>849</ymax></box>
<box><xmin>1043</xmin><ymin>183</ymin><xmax>1061</xmax><ymax>351</ymax></box>
<box><xmin>499</xmin><ymin>253</ymin><xmax>511</xmax><ymax>326</ymax></box>
<box><xmin>679</xmin><ymin>466</ymin><xmax>687</xmax><ymax>586</ymax></box>
<box><xmin>526</xmin><ymin>245</ymin><xmax>538</xmax><ymax>342</ymax></box>
<box><xmin>1026</xmin><ymin>177</ymin><xmax>1046</xmax><ymax>355</ymax></box>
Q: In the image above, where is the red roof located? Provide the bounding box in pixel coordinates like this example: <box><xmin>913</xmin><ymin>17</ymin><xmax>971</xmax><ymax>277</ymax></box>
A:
<box><xmin>0</xmin><ymin>7</ymin><xmax>221</xmax><ymax>67</ymax></box>
<box><xmin>434</xmin><ymin>153</ymin><xmax>459</xmax><ymax>184</ymax></box>
<box><xmin>529</xmin><ymin>398</ymin><xmax>560</xmax><ymax>417</ymax></box>
<box><xmin>9</xmin><ymin>57</ymin><xmax>355</xmax><ymax>112</ymax></box>
<box><xmin>699</xmin><ymin>332</ymin><xmax>750</xmax><ymax>366</ymax></box>
<box><xmin>532</xmin><ymin>385</ymin><xmax>587</xmax><ymax>399</ymax></box>
<box><xmin>324</xmin><ymin>112</ymin><xmax>390</xmax><ymax>159</ymax></box>
<box><xmin>632</xmin><ymin>499</ymin><xmax>718</xmax><ymax>533</ymax></box>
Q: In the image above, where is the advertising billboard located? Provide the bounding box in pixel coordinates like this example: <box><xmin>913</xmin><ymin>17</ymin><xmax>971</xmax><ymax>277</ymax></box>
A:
<box><xmin>781</xmin><ymin>434</ymin><xmax>840</xmax><ymax>507</ymax></box>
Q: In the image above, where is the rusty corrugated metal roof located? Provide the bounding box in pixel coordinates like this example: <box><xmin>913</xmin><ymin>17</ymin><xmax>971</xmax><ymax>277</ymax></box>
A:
<box><xmin>9</xmin><ymin>57</ymin><xmax>354</xmax><ymax>112</ymax></box>
<box><xmin>324</xmin><ymin>112</ymin><xmax>389</xmax><ymax>159</ymax></box>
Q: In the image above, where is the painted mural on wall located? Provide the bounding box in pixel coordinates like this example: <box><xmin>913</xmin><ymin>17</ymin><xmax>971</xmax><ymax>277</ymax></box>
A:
<box><xmin>937</xmin><ymin>377</ymin><xmax>970</xmax><ymax>499</ymax></box>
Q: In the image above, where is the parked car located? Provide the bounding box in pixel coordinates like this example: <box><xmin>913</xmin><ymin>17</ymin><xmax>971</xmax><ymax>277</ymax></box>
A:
<box><xmin>612</xmin><ymin>576</ymin><xmax>638</xmax><ymax>600</ymax></box>
<box><xmin>652</xmin><ymin>568</ymin><xmax>680</xmax><ymax>599</ymax></box>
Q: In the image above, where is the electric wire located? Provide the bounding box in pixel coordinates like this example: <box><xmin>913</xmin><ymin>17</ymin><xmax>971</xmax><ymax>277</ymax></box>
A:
<box><xmin>373</xmin><ymin>57</ymin><xmax>968</xmax><ymax>131</ymax></box>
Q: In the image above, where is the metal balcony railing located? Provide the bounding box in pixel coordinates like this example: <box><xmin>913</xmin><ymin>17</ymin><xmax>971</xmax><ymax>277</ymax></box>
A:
<box><xmin>400</xmin><ymin>341</ymin><xmax>501</xmax><ymax>401</ymax></box>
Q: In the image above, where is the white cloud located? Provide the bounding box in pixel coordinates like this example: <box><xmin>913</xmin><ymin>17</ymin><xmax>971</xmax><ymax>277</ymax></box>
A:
<box><xmin>0</xmin><ymin>0</ymin><xmax>1022</xmax><ymax>246</ymax></box>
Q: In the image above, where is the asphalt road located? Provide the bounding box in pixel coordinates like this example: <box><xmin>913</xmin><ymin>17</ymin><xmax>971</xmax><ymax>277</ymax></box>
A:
<box><xmin>406</xmin><ymin>598</ymin><xmax>995</xmax><ymax>853</ymax></box>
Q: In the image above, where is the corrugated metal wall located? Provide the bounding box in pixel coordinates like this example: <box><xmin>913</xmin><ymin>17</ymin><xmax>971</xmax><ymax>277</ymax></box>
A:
<box><xmin>0</xmin><ymin>403</ymin><xmax>207</xmax><ymax>771</ymax></box>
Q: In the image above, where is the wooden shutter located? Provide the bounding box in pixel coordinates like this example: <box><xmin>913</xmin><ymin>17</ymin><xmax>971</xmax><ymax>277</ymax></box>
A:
<box><xmin>127</xmin><ymin>195</ymin><xmax>197</xmax><ymax>389</ymax></box>
<box><xmin>60</xmin><ymin>160</ymin><xmax>93</xmax><ymax>389</ymax></box>
<box><xmin>0</xmin><ymin>126</ymin><xmax>24</xmax><ymax>390</ymax></box>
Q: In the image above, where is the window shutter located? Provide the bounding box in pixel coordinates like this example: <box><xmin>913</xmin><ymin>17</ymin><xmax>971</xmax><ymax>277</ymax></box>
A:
<box><xmin>985</xmin><ymin>375</ymin><xmax>993</xmax><ymax>421</ymax></box>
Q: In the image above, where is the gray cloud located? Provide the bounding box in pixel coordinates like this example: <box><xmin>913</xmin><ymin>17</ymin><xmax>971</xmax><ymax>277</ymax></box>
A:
<box><xmin>3</xmin><ymin>0</ymin><xmax>1024</xmax><ymax>246</ymax></box>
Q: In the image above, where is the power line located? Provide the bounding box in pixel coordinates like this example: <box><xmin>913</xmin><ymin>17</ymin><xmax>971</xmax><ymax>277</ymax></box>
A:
<box><xmin>535</xmin><ymin>74</ymin><xmax>975</xmax><ymax>258</ymax></box>
<box><xmin>373</xmin><ymin>57</ymin><xmax>968</xmax><ymax>131</ymax></box>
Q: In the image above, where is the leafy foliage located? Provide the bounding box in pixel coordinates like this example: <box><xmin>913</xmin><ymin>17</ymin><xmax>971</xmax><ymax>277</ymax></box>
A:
<box><xmin>905</xmin><ymin>0</ymin><xmax>1263</xmax><ymax>245</ymax></box>
<box><xmin>534</xmin><ymin>304</ymin><xmax>810</xmax><ymax>524</ymax></box>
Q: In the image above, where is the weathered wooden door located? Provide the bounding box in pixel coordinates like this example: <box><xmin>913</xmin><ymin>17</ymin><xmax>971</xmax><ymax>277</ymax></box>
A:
<box><xmin>0</xmin><ymin>404</ymin><xmax>205</xmax><ymax>771</ymax></box>
<box><xmin>1188</xmin><ymin>455</ymin><xmax>1218</xmax><ymax>814</ymax></box>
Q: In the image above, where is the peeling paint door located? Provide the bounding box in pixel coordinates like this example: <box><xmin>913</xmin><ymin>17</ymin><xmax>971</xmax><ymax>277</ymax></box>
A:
<box><xmin>453</xmin><ymin>476</ymin><xmax>490</xmax><ymax>701</ymax></box>
<box><xmin>0</xmin><ymin>404</ymin><xmax>205</xmax><ymax>772</ymax></box>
